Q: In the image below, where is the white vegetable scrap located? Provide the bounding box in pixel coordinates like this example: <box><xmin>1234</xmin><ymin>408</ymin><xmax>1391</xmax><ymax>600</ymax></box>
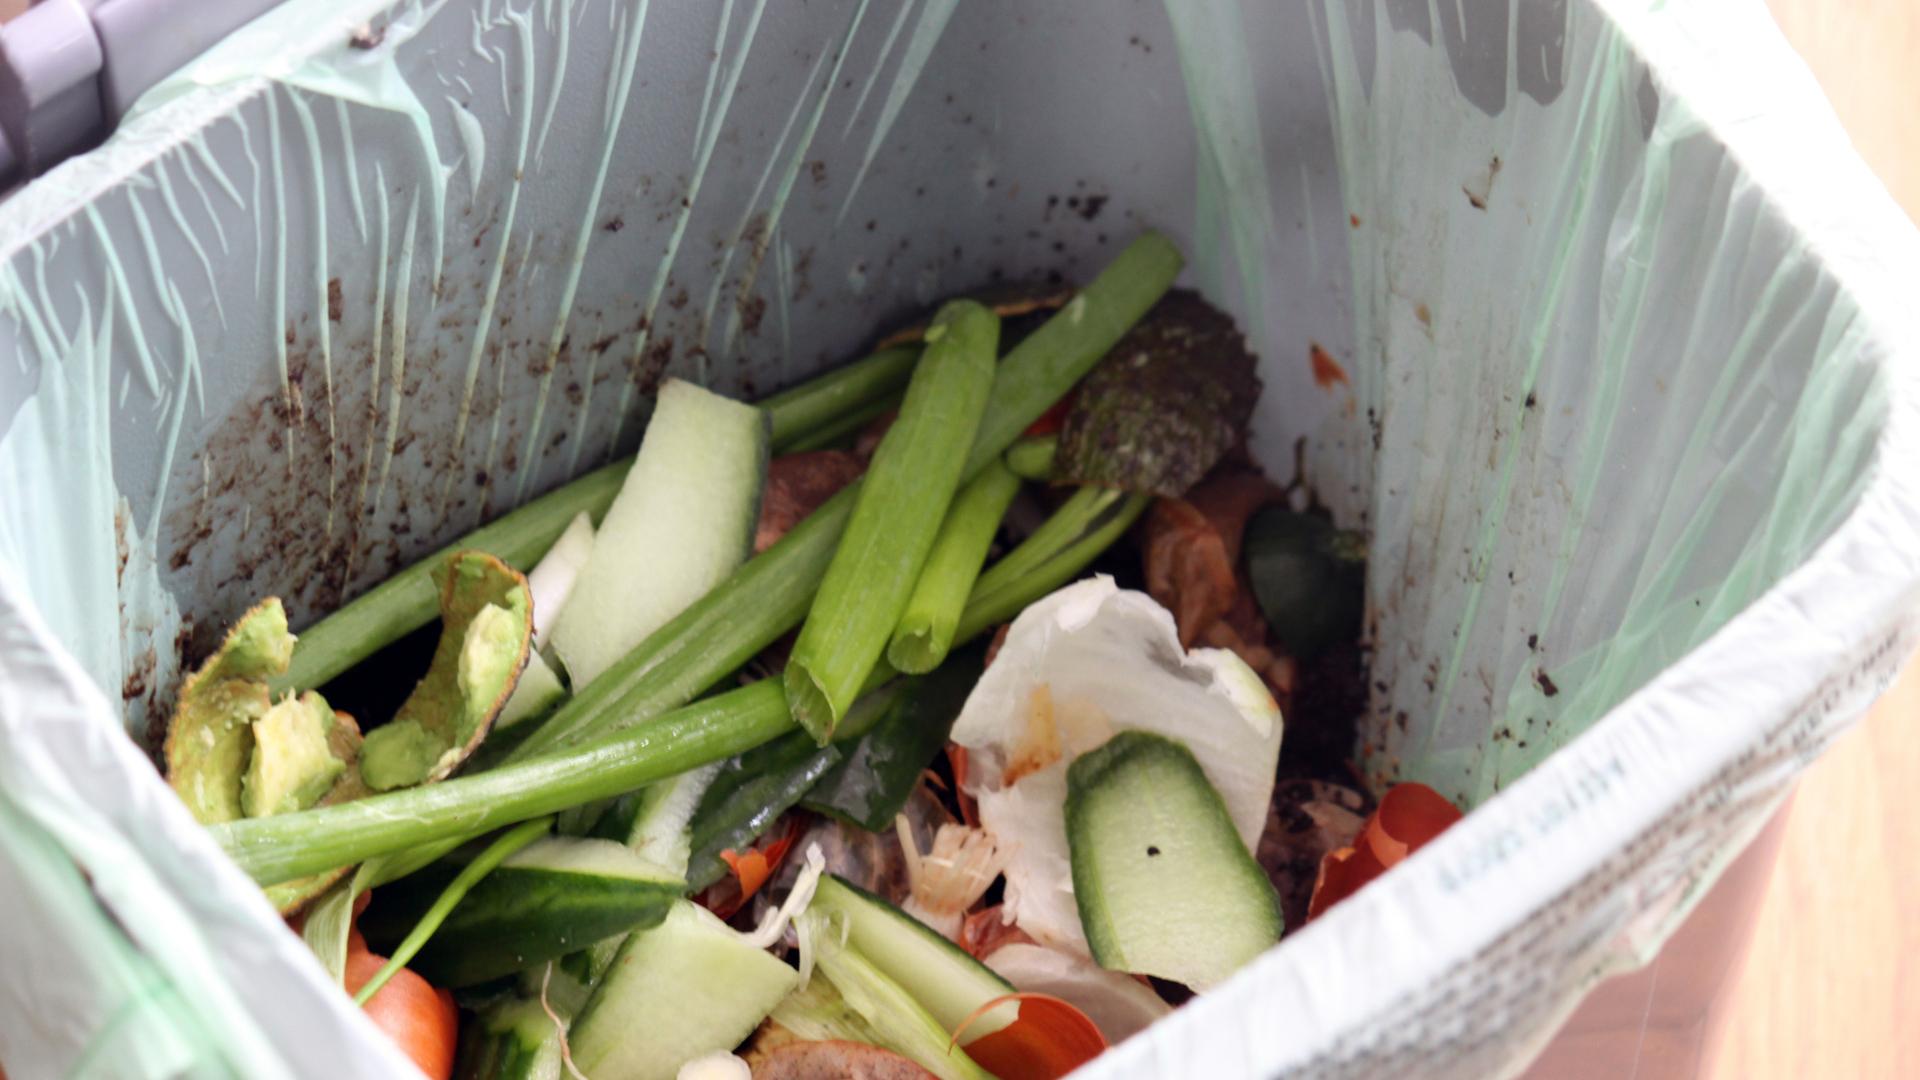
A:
<box><xmin>526</xmin><ymin>510</ymin><xmax>596</xmax><ymax>649</ymax></box>
<box><xmin>742</xmin><ymin>842</ymin><xmax>828</xmax><ymax>951</ymax></box>
<box><xmin>983</xmin><ymin>942</ymin><xmax>1171</xmax><ymax>1044</ymax></box>
<box><xmin>948</xmin><ymin>576</ymin><xmax>1282</xmax><ymax>955</ymax></box>
<box><xmin>895</xmin><ymin>815</ymin><xmax>1009</xmax><ymax>942</ymax></box>
<box><xmin>677</xmin><ymin>1051</ymin><xmax>751</xmax><ymax>1080</ymax></box>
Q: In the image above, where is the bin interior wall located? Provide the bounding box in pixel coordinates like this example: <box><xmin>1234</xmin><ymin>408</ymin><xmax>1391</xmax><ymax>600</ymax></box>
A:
<box><xmin>1</xmin><ymin>0</ymin><xmax>1360</xmax><ymax>752</ymax></box>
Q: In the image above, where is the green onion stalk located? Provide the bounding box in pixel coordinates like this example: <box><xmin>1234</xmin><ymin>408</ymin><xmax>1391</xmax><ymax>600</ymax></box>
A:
<box><xmin>886</xmin><ymin>461</ymin><xmax>1022</xmax><ymax>674</ymax></box>
<box><xmin>785</xmin><ymin>300</ymin><xmax>1000</xmax><ymax>742</ymax></box>
<box><xmin>760</xmin><ymin>345</ymin><xmax>919</xmax><ymax>450</ymax></box>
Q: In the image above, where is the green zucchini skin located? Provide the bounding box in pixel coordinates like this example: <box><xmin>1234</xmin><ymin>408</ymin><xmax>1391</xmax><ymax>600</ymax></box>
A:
<box><xmin>363</xmin><ymin>837</ymin><xmax>683</xmax><ymax>988</ymax></box>
<box><xmin>808</xmin><ymin>874</ymin><xmax>1016</xmax><ymax>1037</ymax></box>
<box><xmin>1066</xmin><ymin>731</ymin><xmax>1282</xmax><ymax>990</ymax></box>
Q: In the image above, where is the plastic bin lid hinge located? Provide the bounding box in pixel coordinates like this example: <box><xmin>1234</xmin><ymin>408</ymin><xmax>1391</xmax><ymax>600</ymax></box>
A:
<box><xmin>0</xmin><ymin>0</ymin><xmax>106</xmax><ymax>193</ymax></box>
<box><xmin>0</xmin><ymin>0</ymin><xmax>284</xmax><ymax>194</ymax></box>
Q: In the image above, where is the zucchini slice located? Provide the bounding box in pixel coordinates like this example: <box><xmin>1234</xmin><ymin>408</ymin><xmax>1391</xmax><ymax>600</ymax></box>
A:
<box><xmin>1066</xmin><ymin>731</ymin><xmax>1282</xmax><ymax>989</ymax></box>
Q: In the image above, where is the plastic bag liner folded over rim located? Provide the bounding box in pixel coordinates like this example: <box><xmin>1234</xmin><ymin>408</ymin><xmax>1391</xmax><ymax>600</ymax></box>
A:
<box><xmin>2</xmin><ymin>1</ymin><xmax>1918</xmax><ymax>1077</ymax></box>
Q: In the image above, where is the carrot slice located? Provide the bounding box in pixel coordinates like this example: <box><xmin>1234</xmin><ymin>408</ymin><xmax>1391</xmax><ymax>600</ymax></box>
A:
<box><xmin>709</xmin><ymin>816</ymin><xmax>806</xmax><ymax>918</ymax></box>
<box><xmin>949</xmin><ymin>992</ymin><xmax>1107</xmax><ymax>1080</ymax></box>
<box><xmin>1307</xmin><ymin>782</ymin><xmax>1462</xmax><ymax>921</ymax></box>
<box><xmin>345</xmin><ymin>941</ymin><xmax>457</xmax><ymax>1079</ymax></box>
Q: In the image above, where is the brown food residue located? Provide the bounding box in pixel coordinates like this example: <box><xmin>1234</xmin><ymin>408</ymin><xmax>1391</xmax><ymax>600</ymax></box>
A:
<box><xmin>753</xmin><ymin>451</ymin><xmax>866</xmax><ymax>554</ymax></box>
<box><xmin>1141</xmin><ymin>466</ymin><xmax>1297</xmax><ymax>704</ymax></box>
<box><xmin>1535</xmin><ymin>668</ymin><xmax>1559</xmax><ymax>697</ymax></box>
<box><xmin>1003</xmin><ymin>684</ymin><xmax>1064</xmax><ymax>786</ymax></box>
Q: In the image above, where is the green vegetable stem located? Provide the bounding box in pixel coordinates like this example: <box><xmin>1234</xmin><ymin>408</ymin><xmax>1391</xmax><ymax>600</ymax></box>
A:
<box><xmin>352</xmin><ymin>816</ymin><xmax>554</xmax><ymax>1005</ymax></box>
<box><xmin>1003</xmin><ymin>435</ymin><xmax>1058</xmax><ymax>481</ymax></box>
<box><xmin>761</xmin><ymin>345</ymin><xmax>919</xmax><ymax>450</ymax></box>
<box><xmin>778</xmin><ymin>393</ymin><xmax>902</xmax><ymax>454</ymax></box>
<box><xmin>275</xmin><ymin>348</ymin><xmax>926</xmax><ymax>695</ymax></box>
<box><xmin>956</xmin><ymin>486</ymin><xmax>1152</xmax><ymax>642</ymax></box>
<box><xmin>786</xmin><ymin>301</ymin><xmax>1000</xmax><ymax>741</ymax></box>
<box><xmin>511</xmin><ymin>232</ymin><xmax>1183</xmax><ymax>760</ymax></box>
<box><xmin>887</xmin><ymin>462</ymin><xmax>1021</xmax><ymax>674</ymax></box>
<box><xmin>213</xmin><ymin>681</ymin><xmax>797</xmax><ymax>886</ymax></box>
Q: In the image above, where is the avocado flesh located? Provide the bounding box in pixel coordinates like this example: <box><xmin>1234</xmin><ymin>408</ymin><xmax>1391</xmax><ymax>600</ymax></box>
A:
<box><xmin>242</xmin><ymin>691</ymin><xmax>347</xmax><ymax>818</ymax></box>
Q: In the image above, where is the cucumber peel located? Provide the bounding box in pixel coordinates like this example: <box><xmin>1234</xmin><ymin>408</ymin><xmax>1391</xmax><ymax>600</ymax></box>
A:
<box><xmin>1065</xmin><ymin>731</ymin><xmax>1282</xmax><ymax>990</ymax></box>
<box><xmin>807</xmin><ymin>875</ymin><xmax>1017</xmax><ymax>1040</ymax></box>
<box><xmin>569</xmin><ymin>900</ymin><xmax>800</xmax><ymax>1080</ymax></box>
<box><xmin>550</xmin><ymin>378</ymin><xmax>769</xmax><ymax>688</ymax></box>
<box><xmin>799</xmin><ymin>907</ymin><xmax>997</xmax><ymax>1080</ymax></box>
<box><xmin>362</xmin><ymin>835</ymin><xmax>683</xmax><ymax>988</ymax></box>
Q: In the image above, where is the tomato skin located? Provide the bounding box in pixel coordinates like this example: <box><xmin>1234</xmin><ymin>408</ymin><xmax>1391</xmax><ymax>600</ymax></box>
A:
<box><xmin>344</xmin><ymin>944</ymin><xmax>458</xmax><ymax>1079</ymax></box>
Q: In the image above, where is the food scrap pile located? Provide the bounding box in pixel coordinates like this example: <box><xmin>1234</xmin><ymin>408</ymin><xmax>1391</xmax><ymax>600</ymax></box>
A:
<box><xmin>160</xmin><ymin>234</ymin><xmax>1462</xmax><ymax>1080</ymax></box>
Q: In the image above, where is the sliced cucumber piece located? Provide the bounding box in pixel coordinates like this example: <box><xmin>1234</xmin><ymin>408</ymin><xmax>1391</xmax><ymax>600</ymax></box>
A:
<box><xmin>592</xmin><ymin>761</ymin><xmax>723</xmax><ymax>877</ymax></box>
<box><xmin>496</xmin><ymin>651</ymin><xmax>565</xmax><ymax>730</ymax></box>
<box><xmin>802</xmin><ymin>910</ymin><xmax>995</xmax><ymax>1080</ymax></box>
<box><xmin>526</xmin><ymin>510</ymin><xmax>595</xmax><ymax>650</ymax></box>
<box><xmin>569</xmin><ymin>900</ymin><xmax>799</xmax><ymax>1080</ymax></box>
<box><xmin>1066</xmin><ymin>730</ymin><xmax>1281</xmax><ymax>990</ymax></box>
<box><xmin>808</xmin><ymin>875</ymin><xmax>1017</xmax><ymax>1039</ymax></box>
<box><xmin>460</xmin><ymin>997</ymin><xmax>563</xmax><ymax>1080</ymax></box>
<box><xmin>550</xmin><ymin>378</ymin><xmax>769</xmax><ymax>687</ymax></box>
<box><xmin>363</xmin><ymin>836</ymin><xmax>683</xmax><ymax>988</ymax></box>
<box><xmin>768</xmin><ymin>966</ymin><xmax>888</xmax><ymax>1047</ymax></box>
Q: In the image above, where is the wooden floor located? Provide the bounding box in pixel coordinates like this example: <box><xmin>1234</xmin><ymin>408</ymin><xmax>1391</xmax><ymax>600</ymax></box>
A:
<box><xmin>1707</xmin><ymin>658</ymin><xmax>1920</xmax><ymax>1080</ymax></box>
